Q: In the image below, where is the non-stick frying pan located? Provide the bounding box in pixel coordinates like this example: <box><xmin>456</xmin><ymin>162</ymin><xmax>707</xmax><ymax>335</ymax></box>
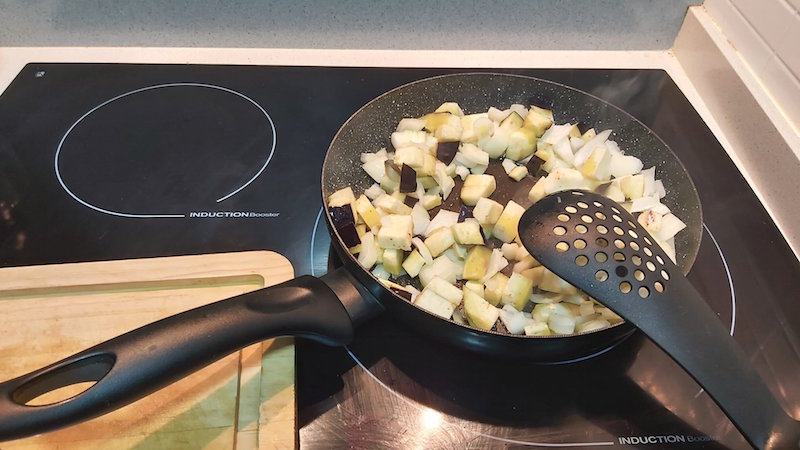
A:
<box><xmin>0</xmin><ymin>73</ymin><xmax>790</xmax><ymax>448</ymax></box>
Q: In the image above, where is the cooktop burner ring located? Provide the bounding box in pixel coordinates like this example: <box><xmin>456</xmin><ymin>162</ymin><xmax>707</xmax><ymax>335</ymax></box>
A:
<box><xmin>54</xmin><ymin>82</ymin><xmax>277</xmax><ymax>218</ymax></box>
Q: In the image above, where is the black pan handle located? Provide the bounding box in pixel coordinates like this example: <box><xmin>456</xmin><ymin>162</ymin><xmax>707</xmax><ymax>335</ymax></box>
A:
<box><xmin>0</xmin><ymin>274</ymin><xmax>355</xmax><ymax>441</ymax></box>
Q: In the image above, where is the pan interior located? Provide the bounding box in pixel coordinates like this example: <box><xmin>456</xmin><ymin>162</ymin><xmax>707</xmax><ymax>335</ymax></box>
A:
<box><xmin>321</xmin><ymin>72</ymin><xmax>702</xmax><ymax>338</ymax></box>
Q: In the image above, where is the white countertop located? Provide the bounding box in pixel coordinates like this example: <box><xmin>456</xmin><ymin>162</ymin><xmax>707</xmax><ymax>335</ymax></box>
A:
<box><xmin>1</xmin><ymin>41</ymin><xmax>797</xmax><ymax>258</ymax></box>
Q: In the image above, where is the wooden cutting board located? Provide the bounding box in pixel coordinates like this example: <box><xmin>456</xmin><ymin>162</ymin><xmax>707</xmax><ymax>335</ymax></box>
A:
<box><xmin>0</xmin><ymin>251</ymin><xmax>296</xmax><ymax>450</ymax></box>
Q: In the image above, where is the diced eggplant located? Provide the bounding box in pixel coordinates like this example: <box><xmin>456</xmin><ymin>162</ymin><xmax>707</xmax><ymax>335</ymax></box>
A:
<box><xmin>337</xmin><ymin>223</ymin><xmax>360</xmax><ymax>248</ymax></box>
<box><xmin>525</xmin><ymin>155</ymin><xmax>545</xmax><ymax>174</ymax></box>
<box><xmin>437</xmin><ymin>141</ymin><xmax>458</xmax><ymax>165</ymax></box>
<box><xmin>330</xmin><ymin>204</ymin><xmax>355</xmax><ymax>227</ymax></box>
<box><xmin>391</xmin><ymin>287</ymin><xmax>413</xmax><ymax>301</ymax></box>
<box><xmin>421</xmin><ymin>112</ymin><xmax>452</xmax><ymax>132</ymax></box>
<box><xmin>400</xmin><ymin>164</ymin><xmax>417</xmax><ymax>193</ymax></box>
<box><xmin>331</xmin><ymin>204</ymin><xmax>361</xmax><ymax>248</ymax></box>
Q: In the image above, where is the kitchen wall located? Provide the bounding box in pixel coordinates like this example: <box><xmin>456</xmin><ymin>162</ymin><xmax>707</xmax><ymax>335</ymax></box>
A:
<box><xmin>704</xmin><ymin>0</ymin><xmax>800</xmax><ymax>134</ymax></box>
<box><xmin>0</xmin><ymin>0</ymin><xmax>701</xmax><ymax>50</ymax></box>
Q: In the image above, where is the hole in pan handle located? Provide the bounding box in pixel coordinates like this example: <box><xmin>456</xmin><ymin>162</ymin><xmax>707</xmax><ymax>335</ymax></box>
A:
<box><xmin>0</xmin><ymin>269</ymin><xmax>374</xmax><ymax>441</ymax></box>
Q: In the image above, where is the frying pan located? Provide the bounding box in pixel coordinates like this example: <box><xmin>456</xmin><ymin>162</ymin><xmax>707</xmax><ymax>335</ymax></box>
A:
<box><xmin>0</xmin><ymin>72</ymin><xmax>741</xmax><ymax>442</ymax></box>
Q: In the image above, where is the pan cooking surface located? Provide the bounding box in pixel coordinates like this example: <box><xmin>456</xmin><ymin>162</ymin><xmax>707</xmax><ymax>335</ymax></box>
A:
<box><xmin>320</xmin><ymin>72</ymin><xmax>701</xmax><ymax>345</ymax></box>
<box><xmin>0</xmin><ymin>65</ymin><xmax>797</xmax><ymax>448</ymax></box>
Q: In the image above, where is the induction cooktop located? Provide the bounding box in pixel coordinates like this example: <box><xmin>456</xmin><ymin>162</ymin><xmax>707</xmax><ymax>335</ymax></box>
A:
<box><xmin>0</xmin><ymin>64</ymin><xmax>797</xmax><ymax>449</ymax></box>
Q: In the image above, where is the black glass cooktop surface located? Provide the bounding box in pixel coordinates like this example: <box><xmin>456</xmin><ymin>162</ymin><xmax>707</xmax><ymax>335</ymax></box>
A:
<box><xmin>0</xmin><ymin>64</ymin><xmax>797</xmax><ymax>449</ymax></box>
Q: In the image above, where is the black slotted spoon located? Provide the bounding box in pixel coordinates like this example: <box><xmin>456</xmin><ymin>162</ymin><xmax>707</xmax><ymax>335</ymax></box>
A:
<box><xmin>519</xmin><ymin>190</ymin><xmax>800</xmax><ymax>450</ymax></box>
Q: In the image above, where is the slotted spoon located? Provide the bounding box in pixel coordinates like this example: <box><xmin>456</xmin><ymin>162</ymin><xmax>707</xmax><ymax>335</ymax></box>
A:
<box><xmin>518</xmin><ymin>190</ymin><xmax>799</xmax><ymax>450</ymax></box>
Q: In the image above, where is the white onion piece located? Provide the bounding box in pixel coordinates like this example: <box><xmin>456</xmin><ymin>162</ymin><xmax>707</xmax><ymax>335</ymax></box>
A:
<box><xmin>653</xmin><ymin>213</ymin><xmax>686</xmax><ymax>242</ymax></box>
<box><xmin>605</xmin><ymin>140</ymin><xmax>622</xmax><ymax>156</ymax></box>
<box><xmin>481</xmin><ymin>249</ymin><xmax>509</xmax><ymax>282</ymax></box>
<box><xmin>530</xmin><ymin>293</ymin><xmax>561</xmax><ymax>304</ymax></box>
<box><xmin>362</xmin><ymin>158</ymin><xmax>387</xmax><ymax>183</ymax></box>
<box><xmin>548</xmin><ymin>313</ymin><xmax>576</xmax><ymax>335</ymax></box>
<box><xmin>651</xmin><ymin>202</ymin><xmax>671</xmax><ymax>215</ymax></box>
<box><xmin>641</xmin><ymin>167</ymin><xmax>657</xmax><ymax>197</ymax></box>
<box><xmin>391</xmin><ymin>131</ymin><xmax>428</xmax><ymax>151</ymax></box>
<box><xmin>414</xmin><ymin>180</ymin><xmax>425</xmax><ymax>201</ymax></box>
<box><xmin>396</xmin><ymin>118</ymin><xmax>426</xmax><ymax>132</ymax></box>
<box><xmin>459</xmin><ymin>143</ymin><xmax>490</xmax><ymax>167</ymax></box>
<box><xmin>499</xmin><ymin>304</ymin><xmax>527</xmax><ymax>334</ymax></box>
<box><xmin>434</xmin><ymin>162</ymin><xmax>455</xmax><ymax>200</ymax></box>
<box><xmin>481</xmin><ymin>128</ymin><xmax>510</xmax><ymax>159</ymax></box>
<box><xmin>411</xmin><ymin>237</ymin><xmax>434</xmax><ymax>265</ymax></box>
<box><xmin>470</xmin><ymin>164</ymin><xmax>488</xmax><ymax>174</ymax></box>
<box><xmin>553</xmin><ymin>138</ymin><xmax>575</xmax><ymax>165</ymax></box>
<box><xmin>573</xmin><ymin>129</ymin><xmax>612</xmax><ymax>167</ymax></box>
<box><xmin>541</xmin><ymin>123</ymin><xmax>573</xmax><ymax>145</ymax></box>
<box><xmin>372</xmin><ymin>264</ymin><xmax>390</xmax><ymax>279</ymax></box>
<box><xmin>411</xmin><ymin>203</ymin><xmax>430</xmax><ymax>236</ymax></box>
<box><xmin>630</xmin><ymin>196</ymin><xmax>660</xmax><ymax>213</ymax></box>
<box><xmin>569</xmin><ymin>136</ymin><xmax>584</xmax><ymax>152</ymax></box>
<box><xmin>364</xmin><ymin>183</ymin><xmax>384</xmax><ymax>200</ymax></box>
<box><xmin>501</xmin><ymin>242</ymin><xmax>520</xmax><ymax>260</ymax></box>
<box><xmin>361</xmin><ymin>148</ymin><xmax>387</xmax><ymax>163</ymax></box>
<box><xmin>406</xmin><ymin>285</ymin><xmax>421</xmax><ymax>302</ymax></box>
<box><xmin>425</xmin><ymin>209</ymin><xmax>459</xmax><ymax>236</ymax></box>
<box><xmin>488</xmin><ymin>106</ymin><xmax>512</xmax><ymax>123</ymax></box>
<box><xmin>533</xmin><ymin>303</ymin><xmax>572</xmax><ymax>323</ymax></box>
<box><xmin>501</xmin><ymin>158</ymin><xmax>517</xmax><ymax>174</ymax></box>
<box><xmin>577</xmin><ymin>318</ymin><xmax>610</xmax><ymax>333</ymax></box>
<box><xmin>575</xmin><ymin>313</ymin><xmax>600</xmax><ymax>327</ymax></box>
<box><xmin>658</xmin><ymin>237</ymin><xmax>677</xmax><ymax>263</ymax></box>
<box><xmin>609</xmin><ymin>153</ymin><xmax>643</xmax><ymax>179</ymax></box>
<box><xmin>357</xmin><ymin>232</ymin><xmax>378</xmax><ymax>269</ymax></box>
<box><xmin>560</xmin><ymin>294</ymin><xmax>586</xmax><ymax>305</ymax></box>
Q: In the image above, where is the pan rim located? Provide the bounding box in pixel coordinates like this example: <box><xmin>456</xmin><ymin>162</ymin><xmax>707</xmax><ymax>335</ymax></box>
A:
<box><xmin>321</xmin><ymin>71</ymin><xmax>702</xmax><ymax>341</ymax></box>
